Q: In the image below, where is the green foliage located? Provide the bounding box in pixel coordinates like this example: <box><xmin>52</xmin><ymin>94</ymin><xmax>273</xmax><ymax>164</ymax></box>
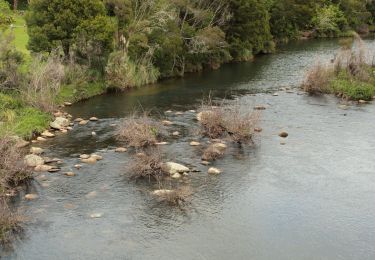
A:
<box><xmin>0</xmin><ymin>0</ymin><xmax>13</xmax><ymax>29</ymax></box>
<box><xmin>226</xmin><ymin>0</ymin><xmax>274</xmax><ymax>61</ymax></box>
<box><xmin>26</xmin><ymin>0</ymin><xmax>109</xmax><ymax>56</ymax></box>
<box><xmin>105</xmin><ymin>51</ymin><xmax>159</xmax><ymax>89</ymax></box>
<box><xmin>312</xmin><ymin>5</ymin><xmax>348</xmax><ymax>37</ymax></box>
<box><xmin>0</xmin><ymin>93</ymin><xmax>50</xmax><ymax>138</ymax></box>
<box><xmin>330</xmin><ymin>72</ymin><xmax>375</xmax><ymax>101</ymax></box>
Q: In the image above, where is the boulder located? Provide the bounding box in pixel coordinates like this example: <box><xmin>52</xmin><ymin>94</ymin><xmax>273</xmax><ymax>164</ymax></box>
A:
<box><xmin>36</xmin><ymin>137</ymin><xmax>47</xmax><ymax>141</ymax></box>
<box><xmin>74</xmin><ymin>118</ymin><xmax>84</xmax><ymax>122</ymax></box>
<box><xmin>208</xmin><ymin>167</ymin><xmax>221</xmax><ymax>175</ymax></box>
<box><xmin>24</xmin><ymin>154</ymin><xmax>44</xmax><ymax>167</ymax></box>
<box><xmin>50</xmin><ymin>117</ymin><xmax>70</xmax><ymax>130</ymax></box>
<box><xmin>48</xmin><ymin>167</ymin><xmax>61</xmax><ymax>173</ymax></box>
<box><xmin>64</xmin><ymin>102</ymin><xmax>72</xmax><ymax>106</ymax></box>
<box><xmin>14</xmin><ymin>137</ymin><xmax>29</xmax><ymax>148</ymax></box>
<box><xmin>190</xmin><ymin>141</ymin><xmax>201</xmax><ymax>146</ymax></box>
<box><xmin>163</xmin><ymin>162</ymin><xmax>189</xmax><ymax>175</ymax></box>
<box><xmin>30</xmin><ymin>147</ymin><xmax>44</xmax><ymax>155</ymax></box>
<box><xmin>74</xmin><ymin>164</ymin><xmax>82</xmax><ymax>169</ymax></box>
<box><xmin>89</xmin><ymin>117</ymin><xmax>98</xmax><ymax>121</ymax></box>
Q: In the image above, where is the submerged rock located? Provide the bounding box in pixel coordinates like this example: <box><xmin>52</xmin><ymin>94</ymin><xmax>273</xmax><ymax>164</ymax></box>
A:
<box><xmin>208</xmin><ymin>167</ymin><xmax>221</xmax><ymax>175</ymax></box>
<box><xmin>163</xmin><ymin>162</ymin><xmax>189</xmax><ymax>175</ymax></box>
<box><xmin>24</xmin><ymin>154</ymin><xmax>44</xmax><ymax>167</ymax></box>
<box><xmin>50</xmin><ymin>117</ymin><xmax>70</xmax><ymax>130</ymax></box>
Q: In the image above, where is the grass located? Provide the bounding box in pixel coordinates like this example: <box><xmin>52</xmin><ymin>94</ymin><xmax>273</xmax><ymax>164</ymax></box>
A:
<box><xmin>55</xmin><ymin>82</ymin><xmax>106</xmax><ymax>104</ymax></box>
<box><xmin>0</xmin><ymin>93</ymin><xmax>51</xmax><ymax>139</ymax></box>
<box><xmin>4</xmin><ymin>13</ymin><xmax>29</xmax><ymax>57</ymax></box>
<box><xmin>330</xmin><ymin>74</ymin><xmax>375</xmax><ymax>101</ymax></box>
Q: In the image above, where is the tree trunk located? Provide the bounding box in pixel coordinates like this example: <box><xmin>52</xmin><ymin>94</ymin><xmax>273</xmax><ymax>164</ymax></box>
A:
<box><xmin>13</xmin><ymin>0</ymin><xmax>18</xmax><ymax>10</ymax></box>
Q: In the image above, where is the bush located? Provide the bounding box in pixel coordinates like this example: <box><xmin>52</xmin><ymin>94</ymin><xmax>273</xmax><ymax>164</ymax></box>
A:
<box><xmin>0</xmin><ymin>136</ymin><xmax>31</xmax><ymax>195</ymax></box>
<box><xmin>128</xmin><ymin>148</ymin><xmax>165</xmax><ymax>181</ymax></box>
<box><xmin>116</xmin><ymin>113</ymin><xmax>164</xmax><ymax>148</ymax></box>
<box><xmin>0</xmin><ymin>199</ymin><xmax>23</xmax><ymax>245</ymax></box>
<box><xmin>312</xmin><ymin>5</ymin><xmax>348</xmax><ymax>37</ymax></box>
<box><xmin>106</xmin><ymin>51</ymin><xmax>159</xmax><ymax>89</ymax></box>
<box><xmin>0</xmin><ymin>33</ymin><xmax>24</xmax><ymax>91</ymax></box>
<box><xmin>202</xmin><ymin>144</ymin><xmax>225</xmax><ymax>161</ymax></box>
<box><xmin>302</xmin><ymin>62</ymin><xmax>333</xmax><ymax>94</ymax></box>
<box><xmin>0</xmin><ymin>0</ymin><xmax>13</xmax><ymax>28</ymax></box>
<box><xmin>152</xmin><ymin>186</ymin><xmax>192</xmax><ymax>206</ymax></box>
<box><xmin>199</xmin><ymin>99</ymin><xmax>261</xmax><ymax>143</ymax></box>
<box><xmin>331</xmin><ymin>77</ymin><xmax>375</xmax><ymax>101</ymax></box>
<box><xmin>21</xmin><ymin>52</ymin><xmax>65</xmax><ymax>112</ymax></box>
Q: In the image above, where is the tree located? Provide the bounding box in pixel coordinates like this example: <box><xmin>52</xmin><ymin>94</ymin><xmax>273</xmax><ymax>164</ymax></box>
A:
<box><xmin>225</xmin><ymin>0</ymin><xmax>273</xmax><ymax>61</ymax></box>
<box><xmin>25</xmin><ymin>0</ymin><xmax>113</xmax><ymax>56</ymax></box>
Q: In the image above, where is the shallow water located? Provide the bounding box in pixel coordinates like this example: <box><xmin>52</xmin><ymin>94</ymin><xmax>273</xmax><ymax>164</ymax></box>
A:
<box><xmin>4</xmin><ymin>39</ymin><xmax>375</xmax><ymax>260</ymax></box>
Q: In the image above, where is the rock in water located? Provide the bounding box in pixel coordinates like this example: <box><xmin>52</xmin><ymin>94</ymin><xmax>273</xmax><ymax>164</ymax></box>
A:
<box><xmin>89</xmin><ymin>117</ymin><xmax>99</xmax><ymax>121</ymax></box>
<box><xmin>64</xmin><ymin>172</ymin><xmax>76</xmax><ymax>177</ymax></box>
<box><xmin>152</xmin><ymin>189</ymin><xmax>173</xmax><ymax>196</ymax></box>
<box><xmin>50</xmin><ymin>117</ymin><xmax>70</xmax><ymax>130</ymax></box>
<box><xmin>208</xmin><ymin>167</ymin><xmax>221</xmax><ymax>175</ymax></box>
<box><xmin>81</xmin><ymin>157</ymin><xmax>97</xmax><ymax>164</ymax></box>
<box><xmin>25</xmin><ymin>194</ymin><xmax>39</xmax><ymax>200</ymax></box>
<box><xmin>30</xmin><ymin>147</ymin><xmax>44</xmax><ymax>155</ymax></box>
<box><xmin>115</xmin><ymin>147</ymin><xmax>127</xmax><ymax>153</ymax></box>
<box><xmin>24</xmin><ymin>154</ymin><xmax>44</xmax><ymax>167</ymax></box>
<box><xmin>41</xmin><ymin>130</ymin><xmax>55</xmax><ymax>138</ymax></box>
<box><xmin>171</xmin><ymin>172</ymin><xmax>181</xmax><ymax>179</ymax></box>
<box><xmin>190</xmin><ymin>141</ymin><xmax>201</xmax><ymax>146</ymax></box>
<box><xmin>279</xmin><ymin>131</ymin><xmax>289</xmax><ymax>138</ymax></box>
<box><xmin>80</xmin><ymin>154</ymin><xmax>90</xmax><ymax>159</ymax></box>
<box><xmin>34</xmin><ymin>164</ymin><xmax>53</xmax><ymax>172</ymax></box>
<box><xmin>163</xmin><ymin>162</ymin><xmax>189</xmax><ymax>175</ymax></box>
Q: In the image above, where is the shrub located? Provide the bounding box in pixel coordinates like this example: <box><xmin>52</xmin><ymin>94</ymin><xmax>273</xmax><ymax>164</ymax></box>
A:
<box><xmin>330</xmin><ymin>77</ymin><xmax>375</xmax><ymax>101</ymax></box>
<box><xmin>153</xmin><ymin>186</ymin><xmax>192</xmax><ymax>206</ymax></box>
<box><xmin>0</xmin><ymin>199</ymin><xmax>23</xmax><ymax>245</ymax></box>
<box><xmin>0</xmin><ymin>136</ymin><xmax>31</xmax><ymax>195</ymax></box>
<box><xmin>0</xmin><ymin>33</ymin><xmax>24</xmax><ymax>91</ymax></box>
<box><xmin>202</xmin><ymin>144</ymin><xmax>225</xmax><ymax>161</ymax></box>
<box><xmin>199</xmin><ymin>99</ymin><xmax>261</xmax><ymax>143</ymax></box>
<box><xmin>128</xmin><ymin>148</ymin><xmax>165</xmax><ymax>181</ymax></box>
<box><xmin>21</xmin><ymin>52</ymin><xmax>65</xmax><ymax>112</ymax></box>
<box><xmin>302</xmin><ymin>62</ymin><xmax>333</xmax><ymax>94</ymax></box>
<box><xmin>312</xmin><ymin>5</ymin><xmax>348</xmax><ymax>37</ymax></box>
<box><xmin>0</xmin><ymin>0</ymin><xmax>13</xmax><ymax>29</ymax></box>
<box><xmin>105</xmin><ymin>51</ymin><xmax>160</xmax><ymax>89</ymax></box>
<box><xmin>116</xmin><ymin>113</ymin><xmax>164</xmax><ymax>148</ymax></box>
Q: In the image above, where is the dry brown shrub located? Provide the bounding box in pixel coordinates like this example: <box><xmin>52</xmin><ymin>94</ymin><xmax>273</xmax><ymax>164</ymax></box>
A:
<box><xmin>202</xmin><ymin>144</ymin><xmax>225</xmax><ymax>161</ymax></box>
<box><xmin>0</xmin><ymin>137</ymin><xmax>31</xmax><ymax>195</ymax></box>
<box><xmin>199</xmin><ymin>99</ymin><xmax>261</xmax><ymax>143</ymax></box>
<box><xmin>116</xmin><ymin>113</ymin><xmax>164</xmax><ymax>148</ymax></box>
<box><xmin>0</xmin><ymin>198</ymin><xmax>23</xmax><ymax>244</ymax></box>
<box><xmin>21</xmin><ymin>51</ymin><xmax>65</xmax><ymax>112</ymax></box>
<box><xmin>302</xmin><ymin>61</ymin><xmax>333</xmax><ymax>94</ymax></box>
<box><xmin>128</xmin><ymin>148</ymin><xmax>165</xmax><ymax>181</ymax></box>
<box><xmin>222</xmin><ymin>105</ymin><xmax>260</xmax><ymax>143</ymax></box>
<box><xmin>153</xmin><ymin>186</ymin><xmax>192</xmax><ymax>206</ymax></box>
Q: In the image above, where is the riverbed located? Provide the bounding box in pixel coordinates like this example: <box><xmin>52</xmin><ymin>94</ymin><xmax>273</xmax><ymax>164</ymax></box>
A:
<box><xmin>3</xmin><ymin>38</ymin><xmax>375</xmax><ymax>260</ymax></box>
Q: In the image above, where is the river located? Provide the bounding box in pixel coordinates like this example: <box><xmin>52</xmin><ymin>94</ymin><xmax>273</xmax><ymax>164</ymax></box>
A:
<box><xmin>3</xmin><ymin>38</ymin><xmax>375</xmax><ymax>260</ymax></box>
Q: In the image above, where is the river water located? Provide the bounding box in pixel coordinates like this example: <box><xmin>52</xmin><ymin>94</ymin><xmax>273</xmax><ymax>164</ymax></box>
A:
<box><xmin>3</xmin><ymin>38</ymin><xmax>375</xmax><ymax>260</ymax></box>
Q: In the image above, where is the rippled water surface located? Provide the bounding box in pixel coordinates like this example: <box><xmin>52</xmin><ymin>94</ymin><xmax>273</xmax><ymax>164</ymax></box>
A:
<box><xmin>3</xmin><ymin>39</ymin><xmax>375</xmax><ymax>260</ymax></box>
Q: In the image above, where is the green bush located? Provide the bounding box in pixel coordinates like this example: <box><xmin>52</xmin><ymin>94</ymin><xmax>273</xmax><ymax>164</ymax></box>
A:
<box><xmin>105</xmin><ymin>51</ymin><xmax>159</xmax><ymax>89</ymax></box>
<box><xmin>330</xmin><ymin>78</ymin><xmax>375</xmax><ymax>101</ymax></box>
<box><xmin>312</xmin><ymin>5</ymin><xmax>348</xmax><ymax>37</ymax></box>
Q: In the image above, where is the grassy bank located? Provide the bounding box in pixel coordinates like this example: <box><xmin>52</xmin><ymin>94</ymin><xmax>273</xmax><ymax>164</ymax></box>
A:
<box><xmin>302</xmin><ymin>36</ymin><xmax>375</xmax><ymax>101</ymax></box>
